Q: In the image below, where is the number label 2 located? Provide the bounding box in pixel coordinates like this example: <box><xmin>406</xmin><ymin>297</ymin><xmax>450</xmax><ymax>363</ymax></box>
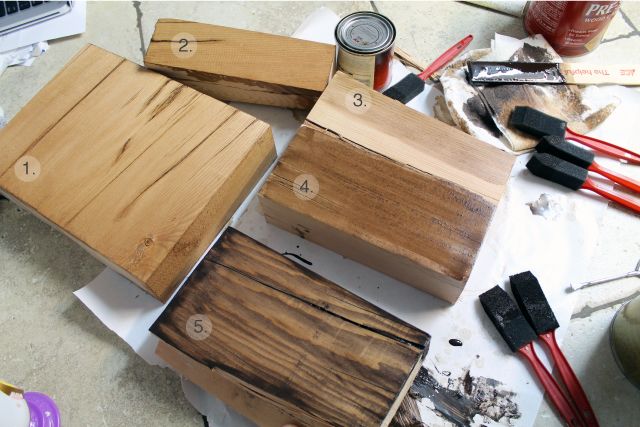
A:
<box><xmin>178</xmin><ymin>38</ymin><xmax>190</xmax><ymax>52</ymax></box>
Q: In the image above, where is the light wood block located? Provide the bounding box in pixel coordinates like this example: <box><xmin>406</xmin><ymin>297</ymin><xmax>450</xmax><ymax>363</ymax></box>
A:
<box><xmin>0</xmin><ymin>45</ymin><xmax>276</xmax><ymax>302</ymax></box>
<box><xmin>151</xmin><ymin>227</ymin><xmax>429</xmax><ymax>427</ymax></box>
<box><xmin>144</xmin><ymin>19</ymin><xmax>336</xmax><ymax>109</ymax></box>
<box><xmin>259</xmin><ymin>72</ymin><xmax>514</xmax><ymax>303</ymax></box>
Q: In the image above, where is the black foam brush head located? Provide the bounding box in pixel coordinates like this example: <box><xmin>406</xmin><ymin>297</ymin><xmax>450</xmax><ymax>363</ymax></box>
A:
<box><xmin>382</xmin><ymin>73</ymin><xmax>425</xmax><ymax>104</ymax></box>
<box><xmin>536</xmin><ymin>136</ymin><xmax>595</xmax><ymax>169</ymax></box>
<box><xmin>526</xmin><ymin>153</ymin><xmax>588</xmax><ymax>190</ymax></box>
<box><xmin>509</xmin><ymin>106</ymin><xmax>566</xmax><ymax>138</ymax></box>
<box><xmin>479</xmin><ymin>285</ymin><xmax>537</xmax><ymax>352</ymax></box>
<box><xmin>510</xmin><ymin>271</ymin><xmax>559</xmax><ymax>335</ymax></box>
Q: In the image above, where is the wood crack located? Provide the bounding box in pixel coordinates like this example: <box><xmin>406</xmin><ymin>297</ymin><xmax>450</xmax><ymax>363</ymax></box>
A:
<box><xmin>206</xmin><ymin>258</ymin><xmax>427</xmax><ymax>350</ymax></box>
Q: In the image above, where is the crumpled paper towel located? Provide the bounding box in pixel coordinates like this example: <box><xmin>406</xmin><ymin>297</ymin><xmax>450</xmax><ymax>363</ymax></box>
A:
<box><xmin>440</xmin><ymin>34</ymin><xmax>619</xmax><ymax>153</ymax></box>
<box><xmin>0</xmin><ymin>41</ymin><xmax>48</xmax><ymax>77</ymax></box>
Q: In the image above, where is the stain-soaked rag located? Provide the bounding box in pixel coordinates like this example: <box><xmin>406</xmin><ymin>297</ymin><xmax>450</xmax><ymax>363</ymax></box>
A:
<box><xmin>439</xmin><ymin>34</ymin><xmax>619</xmax><ymax>153</ymax></box>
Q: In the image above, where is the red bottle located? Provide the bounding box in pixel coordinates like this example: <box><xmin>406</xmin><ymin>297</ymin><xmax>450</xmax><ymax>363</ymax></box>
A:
<box><xmin>524</xmin><ymin>1</ymin><xmax>620</xmax><ymax>56</ymax></box>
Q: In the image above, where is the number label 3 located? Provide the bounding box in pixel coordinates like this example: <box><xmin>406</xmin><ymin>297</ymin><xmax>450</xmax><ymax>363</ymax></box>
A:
<box><xmin>345</xmin><ymin>90</ymin><xmax>371</xmax><ymax>114</ymax></box>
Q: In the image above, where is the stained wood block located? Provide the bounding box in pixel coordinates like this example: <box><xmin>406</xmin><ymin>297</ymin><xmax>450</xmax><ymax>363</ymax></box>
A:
<box><xmin>259</xmin><ymin>72</ymin><xmax>515</xmax><ymax>303</ymax></box>
<box><xmin>144</xmin><ymin>19</ymin><xmax>336</xmax><ymax>109</ymax></box>
<box><xmin>151</xmin><ymin>227</ymin><xmax>429</xmax><ymax>427</ymax></box>
<box><xmin>0</xmin><ymin>45</ymin><xmax>276</xmax><ymax>302</ymax></box>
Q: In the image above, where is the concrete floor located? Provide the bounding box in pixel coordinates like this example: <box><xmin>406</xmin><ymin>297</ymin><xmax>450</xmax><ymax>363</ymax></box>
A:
<box><xmin>1</xmin><ymin>2</ymin><xmax>639</xmax><ymax>426</ymax></box>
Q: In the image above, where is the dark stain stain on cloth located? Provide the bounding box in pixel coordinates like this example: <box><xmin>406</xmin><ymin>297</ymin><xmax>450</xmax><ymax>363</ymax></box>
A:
<box><xmin>410</xmin><ymin>367</ymin><xmax>520</xmax><ymax>426</ymax></box>
<box><xmin>462</xmin><ymin>95</ymin><xmax>502</xmax><ymax>138</ymax></box>
<box><xmin>509</xmin><ymin>43</ymin><xmax>556</xmax><ymax>62</ymax></box>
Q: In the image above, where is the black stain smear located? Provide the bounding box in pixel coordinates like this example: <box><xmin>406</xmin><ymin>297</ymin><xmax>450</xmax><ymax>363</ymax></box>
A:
<box><xmin>202</xmin><ymin>415</ymin><xmax>209</xmax><ymax>427</ymax></box>
<box><xmin>449</xmin><ymin>338</ymin><xmax>463</xmax><ymax>347</ymax></box>
<box><xmin>462</xmin><ymin>95</ymin><xmax>502</xmax><ymax>138</ymax></box>
<box><xmin>509</xmin><ymin>42</ymin><xmax>555</xmax><ymax>63</ymax></box>
<box><xmin>282</xmin><ymin>252</ymin><xmax>313</xmax><ymax>266</ymax></box>
<box><xmin>410</xmin><ymin>367</ymin><xmax>520</xmax><ymax>427</ymax></box>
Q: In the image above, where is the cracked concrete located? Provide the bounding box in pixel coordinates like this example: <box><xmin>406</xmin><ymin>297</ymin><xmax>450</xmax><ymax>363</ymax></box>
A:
<box><xmin>0</xmin><ymin>2</ymin><xmax>639</xmax><ymax>427</ymax></box>
<box><xmin>573</xmin><ymin>287</ymin><xmax>640</xmax><ymax>319</ymax></box>
<box><xmin>133</xmin><ymin>1</ymin><xmax>146</xmax><ymax>58</ymax></box>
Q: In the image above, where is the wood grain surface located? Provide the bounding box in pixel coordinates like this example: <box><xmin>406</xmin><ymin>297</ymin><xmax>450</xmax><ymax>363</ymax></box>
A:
<box><xmin>0</xmin><ymin>44</ymin><xmax>276</xmax><ymax>301</ymax></box>
<box><xmin>151</xmin><ymin>227</ymin><xmax>429</xmax><ymax>426</ymax></box>
<box><xmin>260</xmin><ymin>72</ymin><xmax>514</xmax><ymax>302</ymax></box>
<box><xmin>144</xmin><ymin>19</ymin><xmax>335</xmax><ymax>109</ymax></box>
<box><xmin>306</xmin><ymin>72</ymin><xmax>513</xmax><ymax>202</ymax></box>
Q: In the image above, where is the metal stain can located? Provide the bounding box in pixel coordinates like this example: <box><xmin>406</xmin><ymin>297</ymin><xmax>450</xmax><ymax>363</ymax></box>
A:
<box><xmin>335</xmin><ymin>11</ymin><xmax>396</xmax><ymax>91</ymax></box>
<box><xmin>524</xmin><ymin>1</ymin><xmax>620</xmax><ymax>57</ymax></box>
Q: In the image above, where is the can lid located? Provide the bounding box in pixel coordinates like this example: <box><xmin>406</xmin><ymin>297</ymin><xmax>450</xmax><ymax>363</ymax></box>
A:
<box><xmin>335</xmin><ymin>11</ymin><xmax>396</xmax><ymax>54</ymax></box>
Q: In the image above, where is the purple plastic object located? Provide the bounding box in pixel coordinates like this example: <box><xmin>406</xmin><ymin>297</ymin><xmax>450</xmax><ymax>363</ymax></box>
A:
<box><xmin>24</xmin><ymin>392</ymin><xmax>60</xmax><ymax>427</ymax></box>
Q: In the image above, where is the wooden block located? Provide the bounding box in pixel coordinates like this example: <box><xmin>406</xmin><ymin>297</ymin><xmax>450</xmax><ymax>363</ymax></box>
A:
<box><xmin>151</xmin><ymin>227</ymin><xmax>429</xmax><ymax>427</ymax></box>
<box><xmin>144</xmin><ymin>19</ymin><xmax>336</xmax><ymax>109</ymax></box>
<box><xmin>0</xmin><ymin>45</ymin><xmax>276</xmax><ymax>302</ymax></box>
<box><xmin>259</xmin><ymin>72</ymin><xmax>515</xmax><ymax>303</ymax></box>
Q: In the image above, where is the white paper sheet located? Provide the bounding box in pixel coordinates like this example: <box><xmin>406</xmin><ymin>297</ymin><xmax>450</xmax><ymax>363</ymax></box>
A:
<box><xmin>74</xmin><ymin>7</ymin><xmax>639</xmax><ymax>427</ymax></box>
<box><xmin>0</xmin><ymin>1</ymin><xmax>86</xmax><ymax>52</ymax></box>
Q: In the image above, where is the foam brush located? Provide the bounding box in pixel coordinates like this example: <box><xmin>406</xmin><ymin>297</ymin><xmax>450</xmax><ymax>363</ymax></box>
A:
<box><xmin>509</xmin><ymin>106</ymin><xmax>640</xmax><ymax>165</ymax></box>
<box><xmin>537</xmin><ymin>136</ymin><xmax>640</xmax><ymax>193</ymax></box>
<box><xmin>383</xmin><ymin>35</ymin><xmax>473</xmax><ymax>103</ymax></box>
<box><xmin>526</xmin><ymin>153</ymin><xmax>640</xmax><ymax>214</ymax></box>
<box><xmin>511</xmin><ymin>271</ymin><xmax>599</xmax><ymax>427</ymax></box>
<box><xmin>479</xmin><ymin>286</ymin><xmax>585</xmax><ymax>427</ymax></box>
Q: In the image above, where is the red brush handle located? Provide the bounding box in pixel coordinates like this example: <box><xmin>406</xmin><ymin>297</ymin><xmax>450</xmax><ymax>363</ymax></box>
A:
<box><xmin>566</xmin><ymin>128</ymin><xmax>640</xmax><ymax>165</ymax></box>
<box><xmin>589</xmin><ymin>162</ymin><xmax>640</xmax><ymax>193</ymax></box>
<box><xmin>539</xmin><ymin>331</ymin><xmax>600</xmax><ymax>427</ymax></box>
<box><xmin>417</xmin><ymin>34</ymin><xmax>473</xmax><ymax>81</ymax></box>
<box><xmin>583</xmin><ymin>178</ymin><xmax>640</xmax><ymax>214</ymax></box>
<box><xmin>518</xmin><ymin>343</ymin><xmax>584</xmax><ymax>427</ymax></box>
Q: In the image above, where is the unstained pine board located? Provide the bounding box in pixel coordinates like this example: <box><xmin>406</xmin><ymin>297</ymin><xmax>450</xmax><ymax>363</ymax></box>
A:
<box><xmin>144</xmin><ymin>19</ymin><xmax>336</xmax><ymax>109</ymax></box>
<box><xmin>0</xmin><ymin>44</ymin><xmax>276</xmax><ymax>302</ymax></box>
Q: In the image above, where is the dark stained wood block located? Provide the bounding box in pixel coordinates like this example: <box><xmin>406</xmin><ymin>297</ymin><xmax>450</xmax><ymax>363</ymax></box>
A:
<box><xmin>151</xmin><ymin>227</ymin><xmax>429</xmax><ymax>427</ymax></box>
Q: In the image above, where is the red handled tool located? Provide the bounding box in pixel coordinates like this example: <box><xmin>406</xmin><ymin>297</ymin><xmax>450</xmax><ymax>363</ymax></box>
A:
<box><xmin>418</xmin><ymin>34</ymin><xmax>473</xmax><ymax>81</ymax></box>
<box><xmin>528</xmin><ymin>153</ymin><xmax>640</xmax><ymax>215</ymax></box>
<box><xmin>517</xmin><ymin>342</ymin><xmax>585</xmax><ymax>427</ymax></box>
<box><xmin>383</xmin><ymin>34</ymin><xmax>473</xmax><ymax>103</ymax></box>
<box><xmin>510</xmin><ymin>106</ymin><xmax>640</xmax><ymax>165</ymax></box>
<box><xmin>565</xmin><ymin>128</ymin><xmax>640</xmax><ymax>166</ymax></box>
<box><xmin>480</xmin><ymin>286</ymin><xmax>586</xmax><ymax>427</ymax></box>
<box><xmin>582</xmin><ymin>178</ymin><xmax>640</xmax><ymax>214</ymax></box>
<box><xmin>511</xmin><ymin>271</ymin><xmax>599</xmax><ymax>427</ymax></box>
<box><xmin>537</xmin><ymin>136</ymin><xmax>640</xmax><ymax>194</ymax></box>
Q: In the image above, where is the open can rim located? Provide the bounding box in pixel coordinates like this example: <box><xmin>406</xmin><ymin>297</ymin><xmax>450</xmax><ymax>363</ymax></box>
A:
<box><xmin>335</xmin><ymin>11</ymin><xmax>396</xmax><ymax>56</ymax></box>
